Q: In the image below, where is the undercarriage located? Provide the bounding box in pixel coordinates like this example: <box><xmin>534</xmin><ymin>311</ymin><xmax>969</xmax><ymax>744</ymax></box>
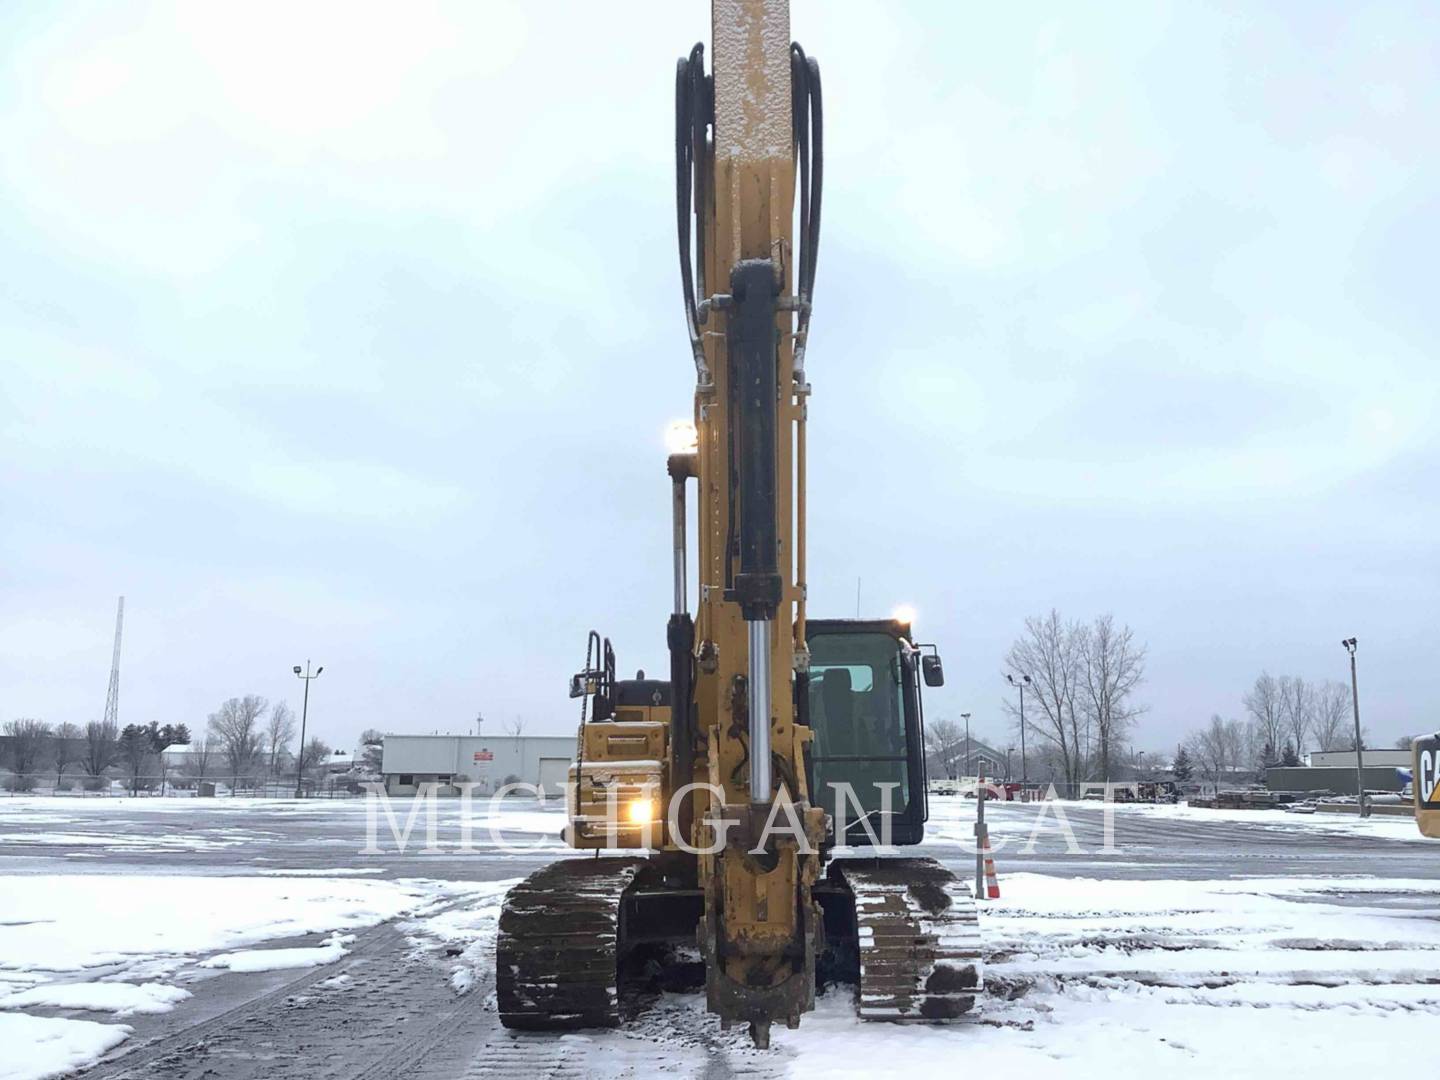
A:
<box><xmin>496</xmin><ymin>855</ymin><xmax>982</xmax><ymax>1032</ymax></box>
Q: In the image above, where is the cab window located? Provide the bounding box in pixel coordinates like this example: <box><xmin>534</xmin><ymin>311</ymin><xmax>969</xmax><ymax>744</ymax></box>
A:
<box><xmin>807</xmin><ymin>631</ymin><xmax>910</xmax><ymax>823</ymax></box>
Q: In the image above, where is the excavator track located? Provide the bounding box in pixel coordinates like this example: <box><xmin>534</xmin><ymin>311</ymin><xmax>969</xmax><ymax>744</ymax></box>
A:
<box><xmin>831</xmin><ymin>857</ymin><xmax>983</xmax><ymax>1021</ymax></box>
<box><xmin>496</xmin><ymin>857</ymin><xmax>647</xmax><ymax>1031</ymax></box>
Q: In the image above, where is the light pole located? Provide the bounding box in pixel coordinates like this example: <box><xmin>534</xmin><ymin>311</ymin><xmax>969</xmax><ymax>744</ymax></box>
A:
<box><xmin>1006</xmin><ymin>674</ymin><xmax>1031</xmax><ymax>787</ymax></box>
<box><xmin>961</xmin><ymin>712</ymin><xmax>972</xmax><ymax>778</ymax></box>
<box><xmin>1006</xmin><ymin>746</ymin><xmax>1014</xmax><ymax>782</ymax></box>
<box><xmin>293</xmin><ymin>660</ymin><xmax>323</xmax><ymax>799</ymax></box>
<box><xmin>1342</xmin><ymin>638</ymin><xmax>1366</xmax><ymax>818</ymax></box>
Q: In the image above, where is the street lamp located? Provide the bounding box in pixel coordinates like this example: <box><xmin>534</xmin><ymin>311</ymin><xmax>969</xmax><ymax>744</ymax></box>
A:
<box><xmin>293</xmin><ymin>660</ymin><xmax>323</xmax><ymax>799</ymax></box>
<box><xmin>1006</xmin><ymin>674</ymin><xmax>1032</xmax><ymax>787</ymax></box>
<box><xmin>1342</xmin><ymin>638</ymin><xmax>1366</xmax><ymax>818</ymax></box>
<box><xmin>961</xmin><ymin>712</ymin><xmax>972</xmax><ymax>778</ymax></box>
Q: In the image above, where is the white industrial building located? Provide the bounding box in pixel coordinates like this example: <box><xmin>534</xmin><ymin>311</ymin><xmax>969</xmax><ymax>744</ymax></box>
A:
<box><xmin>380</xmin><ymin>734</ymin><xmax>575</xmax><ymax>796</ymax></box>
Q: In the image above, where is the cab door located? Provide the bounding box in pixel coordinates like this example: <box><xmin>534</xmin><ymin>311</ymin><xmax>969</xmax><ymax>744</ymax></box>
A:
<box><xmin>804</xmin><ymin>619</ymin><xmax>927</xmax><ymax>846</ymax></box>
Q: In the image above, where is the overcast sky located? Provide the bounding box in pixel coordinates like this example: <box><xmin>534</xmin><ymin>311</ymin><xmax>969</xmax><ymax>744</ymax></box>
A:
<box><xmin>2</xmin><ymin>2</ymin><xmax>1436</xmax><ymax>755</ymax></box>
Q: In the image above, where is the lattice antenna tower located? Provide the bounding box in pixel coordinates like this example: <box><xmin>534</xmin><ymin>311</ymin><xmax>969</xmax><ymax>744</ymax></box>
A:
<box><xmin>102</xmin><ymin>596</ymin><xmax>124</xmax><ymax>728</ymax></box>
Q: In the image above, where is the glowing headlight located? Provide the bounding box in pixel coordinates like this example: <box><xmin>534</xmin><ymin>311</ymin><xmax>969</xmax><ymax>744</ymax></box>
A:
<box><xmin>665</xmin><ymin>419</ymin><xmax>698</xmax><ymax>455</ymax></box>
<box><xmin>626</xmin><ymin>797</ymin><xmax>657</xmax><ymax>825</ymax></box>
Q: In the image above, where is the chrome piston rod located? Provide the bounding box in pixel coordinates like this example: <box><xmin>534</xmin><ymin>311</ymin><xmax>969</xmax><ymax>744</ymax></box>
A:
<box><xmin>671</xmin><ymin>476</ymin><xmax>687</xmax><ymax>615</ymax></box>
<box><xmin>747</xmin><ymin>619</ymin><xmax>772</xmax><ymax>799</ymax></box>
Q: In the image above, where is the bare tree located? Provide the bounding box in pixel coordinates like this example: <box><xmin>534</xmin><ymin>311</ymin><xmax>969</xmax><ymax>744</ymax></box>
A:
<box><xmin>265</xmin><ymin>702</ymin><xmax>297</xmax><ymax>777</ymax></box>
<box><xmin>1242</xmin><ymin>673</ymin><xmax>1285</xmax><ymax>759</ymax></box>
<box><xmin>53</xmin><ymin>722</ymin><xmax>82</xmax><ymax>778</ymax></box>
<box><xmin>189</xmin><ymin>735</ymin><xmax>214</xmax><ymax>780</ymax></box>
<box><xmin>1278</xmin><ymin>675</ymin><xmax>1313</xmax><ymax>757</ymax></box>
<box><xmin>298</xmin><ymin>737</ymin><xmax>332</xmax><ymax>786</ymax></box>
<box><xmin>504</xmin><ymin>715</ymin><xmax>527</xmax><ymax>738</ymax></box>
<box><xmin>4</xmin><ymin>719</ymin><xmax>52</xmax><ymax>776</ymax></box>
<box><xmin>81</xmin><ymin>721</ymin><xmax>118</xmax><ymax>777</ymax></box>
<box><xmin>923</xmin><ymin>717</ymin><xmax>966</xmax><ymax>779</ymax></box>
<box><xmin>1186</xmin><ymin>715</ymin><xmax>1245</xmax><ymax>793</ymax></box>
<box><xmin>1005</xmin><ymin>610</ymin><xmax>1085</xmax><ymax>789</ymax></box>
<box><xmin>1310</xmin><ymin>681</ymin><xmax>1350</xmax><ymax>752</ymax></box>
<box><xmin>1076</xmin><ymin>615</ymin><xmax>1147</xmax><ymax>781</ymax></box>
<box><xmin>1337</xmin><ymin>727</ymin><xmax>1370</xmax><ymax>752</ymax></box>
<box><xmin>207</xmin><ymin>696</ymin><xmax>268</xmax><ymax>787</ymax></box>
<box><xmin>1395</xmin><ymin>735</ymin><xmax>1416</xmax><ymax>751</ymax></box>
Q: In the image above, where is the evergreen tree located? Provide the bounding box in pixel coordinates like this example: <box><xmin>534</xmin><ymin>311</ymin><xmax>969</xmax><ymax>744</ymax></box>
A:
<box><xmin>1280</xmin><ymin>742</ymin><xmax>1300</xmax><ymax>767</ymax></box>
<box><xmin>1172</xmin><ymin>745</ymin><xmax>1193</xmax><ymax>782</ymax></box>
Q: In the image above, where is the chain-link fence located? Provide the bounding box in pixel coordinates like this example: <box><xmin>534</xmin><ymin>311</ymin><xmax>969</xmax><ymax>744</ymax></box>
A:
<box><xmin>0</xmin><ymin>770</ymin><xmax>370</xmax><ymax>798</ymax></box>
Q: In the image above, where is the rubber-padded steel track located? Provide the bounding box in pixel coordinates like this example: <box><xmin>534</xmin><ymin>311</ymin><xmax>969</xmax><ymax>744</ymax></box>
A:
<box><xmin>831</xmin><ymin>857</ymin><xmax>982</xmax><ymax>1020</ymax></box>
<box><xmin>496</xmin><ymin>857</ymin><xmax>646</xmax><ymax>1030</ymax></box>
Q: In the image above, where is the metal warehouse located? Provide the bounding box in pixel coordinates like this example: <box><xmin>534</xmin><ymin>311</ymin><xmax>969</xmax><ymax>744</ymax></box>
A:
<box><xmin>1306</xmin><ymin>748</ymin><xmax>1411</xmax><ymax>769</ymax></box>
<box><xmin>380</xmin><ymin>734</ymin><xmax>575</xmax><ymax>797</ymax></box>
<box><xmin>1265</xmin><ymin>765</ymin><xmax>1407</xmax><ymax>796</ymax></box>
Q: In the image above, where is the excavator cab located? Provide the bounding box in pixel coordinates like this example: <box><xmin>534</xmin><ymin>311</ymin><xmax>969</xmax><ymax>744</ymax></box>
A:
<box><xmin>804</xmin><ymin>618</ymin><xmax>935</xmax><ymax>847</ymax></box>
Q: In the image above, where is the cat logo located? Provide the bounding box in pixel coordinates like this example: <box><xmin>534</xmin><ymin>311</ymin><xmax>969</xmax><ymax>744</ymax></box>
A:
<box><xmin>1416</xmin><ymin>736</ymin><xmax>1440</xmax><ymax>839</ymax></box>
<box><xmin>1419</xmin><ymin>736</ymin><xmax>1440</xmax><ymax>810</ymax></box>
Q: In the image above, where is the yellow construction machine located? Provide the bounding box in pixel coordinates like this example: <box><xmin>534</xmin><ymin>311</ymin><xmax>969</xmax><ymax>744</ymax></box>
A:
<box><xmin>496</xmin><ymin>0</ymin><xmax>981</xmax><ymax>1046</ymax></box>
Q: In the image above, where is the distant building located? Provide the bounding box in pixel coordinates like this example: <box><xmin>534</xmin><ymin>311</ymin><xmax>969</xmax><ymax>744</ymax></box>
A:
<box><xmin>1305</xmin><ymin>748</ymin><xmax>1411</xmax><ymax>769</ymax></box>
<box><xmin>1266</xmin><ymin>765</ymin><xmax>1408</xmax><ymax>796</ymax></box>
<box><xmin>160</xmin><ymin>744</ymin><xmax>204</xmax><ymax>771</ymax></box>
<box><xmin>926</xmin><ymin>738</ymin><xmax>1011</xmax><ymax>781</ymax></box>
<box><xmin>380</xmin><ymin>734</ymin><xmax>575</xmax><ymax>797</ymax></box>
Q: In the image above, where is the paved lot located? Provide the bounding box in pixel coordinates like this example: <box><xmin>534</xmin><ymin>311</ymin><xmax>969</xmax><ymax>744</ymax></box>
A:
<box><xmin>2</xmin><ymin>795</ymin><xmax>1433</xmax><ymax>883</ymax></box>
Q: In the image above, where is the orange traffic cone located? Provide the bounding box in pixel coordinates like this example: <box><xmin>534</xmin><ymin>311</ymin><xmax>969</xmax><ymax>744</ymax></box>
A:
<box><xmin>981</xmin><ymin>836</ymin><xmax>1000</xmax><ymax>900</ymax></box>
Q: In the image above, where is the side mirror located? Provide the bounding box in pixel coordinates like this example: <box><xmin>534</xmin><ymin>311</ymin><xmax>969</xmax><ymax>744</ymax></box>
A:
<box><xmin>922</xmin><ymin>654</ymin><xmax>945</xmax><ymax>688</ymax></box>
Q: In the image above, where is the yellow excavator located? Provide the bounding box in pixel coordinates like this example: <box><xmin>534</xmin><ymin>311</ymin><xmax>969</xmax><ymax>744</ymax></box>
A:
<box><xmin>496</xmin><ymin>0</ymin><xmax>981</xmax><ymax>1047</ymax></box>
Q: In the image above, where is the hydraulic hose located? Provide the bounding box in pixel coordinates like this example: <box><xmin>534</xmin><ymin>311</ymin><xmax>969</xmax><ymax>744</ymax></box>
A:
<box><xmin>789</xmin><ymin>43</ymin><xmax>823</xmax><ymax>379</ymax></box>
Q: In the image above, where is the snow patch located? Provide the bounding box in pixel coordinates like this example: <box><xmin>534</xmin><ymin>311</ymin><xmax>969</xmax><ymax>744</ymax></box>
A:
<box><xmin>0</xmin><ymin>1013</ymin><xmax>130</xmax><ymax>1080</ymax></box>
<box><xmin>0</xmin><ymin>981</ymin><xmax>190</xmax><ymax>1016</ymax></box>
<box><xmin>200</xmin><ymin>932</ymin><xmax>354</xmax><ymax>973</ymax></box>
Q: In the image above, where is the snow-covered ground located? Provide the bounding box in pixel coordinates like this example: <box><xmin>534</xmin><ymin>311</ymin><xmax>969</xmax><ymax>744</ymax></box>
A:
<box><xmin>924</xmin><ymin>792</ymin><xmax>1430</xmax><ymax>846</ymax></box>
<box><xmin>401</xmin><ymin>870</ymin><xmax>1440</xmax><ymax>1079</ymax></box>
<box><xmin>1</xmin><ymin>794</ymin><xmax>1435</xmax><ymax>1079</ymax></box>
<box><xmin>0</xmin><ymin>871</ymin><xmax>488</xmax><ymax>1080</ymax></box>
<box><xmin>1103</xmin><ymin>797</ymin><xmax>1429</xmax><ymax>842</ymax></box>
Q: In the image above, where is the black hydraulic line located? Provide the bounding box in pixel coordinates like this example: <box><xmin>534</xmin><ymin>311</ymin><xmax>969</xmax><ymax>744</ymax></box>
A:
<box><xmin>666</xmin><ymin>612</ymin><xmax>695</xmax><ymax>841</ymax></box>
<box><xmin>676</xmin><ymin>44</ymin><xmax>711</xmax><ymax>381</ymax></box>
<box><xmin>789</xmin><ymin>44</ymin><xmax>823</xmax><ymax>376</ymax></box>
<box><xmin>728</xmin><ymin>259</ymin><xmax>782</xmax><ymax>623</ymax></box>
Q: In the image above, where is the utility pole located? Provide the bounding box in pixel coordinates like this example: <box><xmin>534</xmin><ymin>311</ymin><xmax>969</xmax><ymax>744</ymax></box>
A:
<box><xmin>292</xmin><ymin>660</ymin><xmax>324</xmax><ymax>799</ymax></box>
<box><xmin>961</xmin><ymin>712</ymin><xmax>972</xmax><ymax>779</ymax></box>
<box><xmin>1342</xmin><ymin>638</ymin><xmax>1366</xmax><ymax>818</ymax></box>
<box><xmin>974</xmin><ymin>761</ymin><xmax>987</xmax><ymax>899</ymax></box>
<box><xmin>1006</xmin><ymin>673</ymin><xmax>1031</xmax><ymax>787</ymax></box>
<box><xmin>476</xmin><ymin>711</ymin><xmax>485</xmax><ymax>737</ymax></box>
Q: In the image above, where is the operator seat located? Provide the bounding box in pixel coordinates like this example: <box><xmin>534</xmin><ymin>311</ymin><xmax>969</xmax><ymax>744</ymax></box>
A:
<box><xmin>820</xmin><ymin>667</ymin><xmax>856</xmax><ymax>756</ymax></box>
